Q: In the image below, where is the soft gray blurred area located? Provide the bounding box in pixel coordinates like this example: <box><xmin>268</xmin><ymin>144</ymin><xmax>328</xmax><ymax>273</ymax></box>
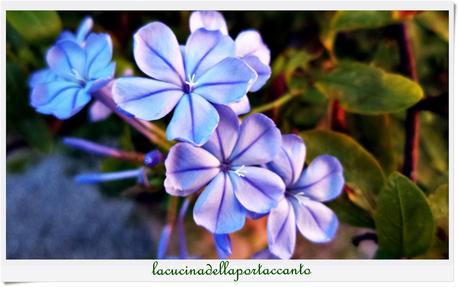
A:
<box><xmin>6</xmin><ymin>153</ymin><xmax>155</xmax><ymax>259</ymax></box>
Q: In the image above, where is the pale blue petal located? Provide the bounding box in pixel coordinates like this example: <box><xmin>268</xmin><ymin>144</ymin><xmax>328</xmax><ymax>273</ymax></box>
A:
<box><xmin>193</xmin><ymin>172</ymin><xmax>246</xmax><ymax>234</ymax></box>
<box><xmin>33</xmin><ymin>82</ymin><xmax>90</xmax><ymax>120</ymax></box>
<box><xmin>227</xmin><ymin>95</ymin><xmax>251</xmax><ymax>115</ymax></box>
<box><xmin>252</xmin><ymin>248</ymin><xmax>280</xmax><ymax>259</ymax></box>
<box><xmin>235</xmin><ymin>30</ymin><xmax>270</xmax><ymax>65</ymax></box>
<box><xmin>291</xmin><ymin>196</ymin><xmax>339</xmax><ymax>243</ymax></box>
<box><xmin>267</xmin><ymin>198</ymin><xmax>296</xmax><ymax>259</ymax></box>
<box><xmin>189</xmin><ymin>11</ymin><xmax>228</xmax><ymax>35</ymax></box>
<box><xmin>166</xmin><ymin>93</ymin><xmax>219</xmax><ymax>146</ymax></box>
<box><xmin>266</xmin><ymin>134</ymin><xmax>306</xmax><ymax>187</ymax></box>
<box><xmin>133</xmin><ymin>22</ymin><xmax>185</xmax><ymax>86</ymax></box>
<box><xmin>46</xmin><ymin>41</ymin><xmax>86</xmax><ymax>80</ymax></box>
<box><xmin>57</xmin><ymin>31</ymin><xmax>77</xmax><ymax>43</ymax></box>
<box><xmin>243</xmin><ymin>55</ymin><xmax>271</xmax><ymax>92</ymax></box>
<box><xmin>230</xmin><ymin>166</ymin><xmax>285</xmax><ymax>214</ymax></box>
<box><xmin>28</xmin><ymin>68</ymin><xmax>57</xmax><ymax>88</ymax></box>
<box><xmin>88</xmin><ymin>100</ymin><xmax>112</xmax><ymax>122</ymax></box>
<box><xmin>87</xmin><ymin>62</ymin><xmax>116</xmax><ymax>93</ymax></box>
<box><xmin>246</xmin><ymin>210</ymin><xmax>266</xmax><ymax>220</ymax></box>
<box><xmin>194</xmin><ymin>57</ymin><xmax>256</xmax><ymax>105</ymax></box>
<box><xmin>185</xmin><ymin>29</ymin><xmax>235</xmax><ymax>79</ymax></box>
<box><xmin>84</xmin><ymin>33</ymin><xmax>113</xmax><ymax>80</ymax></box>
<box><xmin>75</xmin><ymin>16</ymin><xmax>93</xmax><ymax>42</ymax></box>
<box><xmin>164</xmin><ymin>142</ymin><xmax>220</xmax><ymax>196</ymax></box>
<box><xmin>214</xmin><ymin>234</ymin><xmax>232</xmax><ymax>259</ymax></box>
<box><xmin>87</xmin><ymin>72</ymin><xmax>114</xmax><ymax>93</ymax></box>
<box><xmin>202</xmin><ymin>105</ymin><xmax>239</xmax><ymax>161</ymax></box>
<box><xmin>229</xmin><ymin>113</ymin><xmax>281</xmax><ymax>166</ymax></box>
<box><xmin>112</xmin><ymin>77</ymin><xmax>183</xmax><ymax>121</ymax></box>
<box><xmin>289</xmin><ymin>155</ymin><xmax>344</xmax><ymax>202</ymax></box>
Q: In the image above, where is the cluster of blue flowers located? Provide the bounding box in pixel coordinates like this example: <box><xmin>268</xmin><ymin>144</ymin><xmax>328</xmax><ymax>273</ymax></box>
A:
<box><xmin>29</xmin><ymin>11</ymin><xmax>345</xmax><ymax>259</ymax></box>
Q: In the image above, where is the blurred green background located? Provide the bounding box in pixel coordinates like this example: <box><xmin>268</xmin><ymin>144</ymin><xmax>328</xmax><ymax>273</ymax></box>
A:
<box><xmin>6</xmin><ymin>11</ymin><xmax>448</xmax><ymax>259</ymax></box>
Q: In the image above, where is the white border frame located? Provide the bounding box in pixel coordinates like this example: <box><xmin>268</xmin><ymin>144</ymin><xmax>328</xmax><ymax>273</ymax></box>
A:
<box><xmin>0</xmin><ymin>0</ymin><xmax>455</xmax><ymax>283</ymax></box>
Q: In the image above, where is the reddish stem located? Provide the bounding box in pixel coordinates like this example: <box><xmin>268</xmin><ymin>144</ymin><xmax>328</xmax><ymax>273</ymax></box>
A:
<box><xmin>331</xmin><ymin>99</ymin><xmax>347</xmax><ymax>132</ymax></box>
<box><xmin>397</xmin><ymin>23</ymin><xmax>420</xmax><ymax>182</ymax></box>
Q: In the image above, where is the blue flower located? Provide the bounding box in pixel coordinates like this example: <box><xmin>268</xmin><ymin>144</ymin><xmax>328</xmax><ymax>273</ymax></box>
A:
<box><xmin>265</xmin><ymin>134</ymin><xmax>345</xmax><ymax>259</ymax></box>
<box><xmin>189</xmin><ymin>11</ymin><xmax>272</xmax><ymax>114</ymax></box>
<box><xmin>29</xmin><ymin>17</ymin><xmax>115</xmax><ymax>119</ymax></box>
<box><xmin>164</xmin><ymin>105</ymin><xmax>285</xmax><ymax>234</ymax></box>
<box><xmin>113</xmin><ymin>21</ymin><xmax>257</xmax><ymax>146</ymax></box>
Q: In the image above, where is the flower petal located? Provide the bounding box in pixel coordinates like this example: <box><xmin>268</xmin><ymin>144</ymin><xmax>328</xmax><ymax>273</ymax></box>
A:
<box><xmin>89</xmin><ymin>100</ymin><xmax>112</xmax><ymax>122</ymax></box>
<box><xmin>46</xmin><ymin>41</ymin><xmax>86</xmax><ymax>80</ymax></box>
<box><xmin>31</xmin><ymin>80</ymin><xmax>90</xmax><ymax>120</ymax></box>
<box><xmin>84</xmin><ymin>33</ymin><xmax>113</xmax><ymax>80</ymax></box>
<box><xmin>113</xmin><ymin>77</ymin><xmax>183</xmax><ymax>121</ymax></box>
<box><xmin>291</xmin><ymin>196</ymin><xmax>339</xmax><ymax>243</ymax></box>
<box><xmin>28</xmin><ymin>68</ymin><xmax>57</xmax><ymax>88</ymax></box>
<box><xmin>164</xmin><ymin>142</ymin><xmax>221</xmax><ymax>196</ymax></box>
<box><xmin>289</xmin><ymin>155</ymin><xmax>344</xmax><ymax>202</ymax></box>
<box><xmin>229</xmin><ymin>113</ymin><xmax>281</xmax><ymax>166</ymax></box>
<box><xmin>266</xmin><ymin>134</ymin><xmax>306</xmax><ymax>187</ymax></box>
<box><xmin>193</xmin><ymin>172</ymin><xmax>246</xmax><ymax>234</ymax></box>
<box><xmin>166</xmin><ymin>93</ymin><xmax>219</xmax><ymax>146</ymax></box>
<box><xmin>230</xmin><ymin>166</ymin><xmax>285</xmax><ymax>214</ymax></box>
<box><xmin>252</xmin><ymin>248</ymin><xmax>280</xmax><ymax>259</ymax></box>
<box><xmin>133</xmin><ymin>22</ymin><xmax>185</xmax><ymax>86</ymax></box>
<box><xmin>227</xmin><ymin>95</ymin><xmax>251</xmax><ymax>115</ymax></box>
<box><xmin>189</xmin><ymin>11</ymin><xmax>228</xmax><ymax>35</ymax></box>
<box><xmin>194</xmin><ymin>57</ymin><xmax>256</xmax><ymax>105</ymax></box>
<box><xmin>185</xmin><ymin>29</ymin><xmax>235</xmax><ymax>79</ymax></box>
<box><xmin>214</xmin><ymin>234</ymin><xmax>232</xmax><ymax>259</ymax></box>
<box><xmin>243</xmin><ymin>55</ymin><xmax>271</xmax><ymax>92</ymax></box>
<box><xmin>75</xmin><ymin>16</ymin><xmax>93</xmax><ymax>42</ymax></box>
<box><xmin>267</xmin><ymin>198</ymin><xmax>296</xmax><ymax>259</ymax></box>
<box><xmin>57</xmin><ymin>31</ymin><xmax>77</xmax><ymax>43</ymax></box>
<box><xmin>202</xmin><ymin>105</ymin><xmax>239</xmax><ymax>162</ymax></box>
<box><xmin>235</xmin><ymin>30</ymin><xmax>270</xmax><ymax>65</ymax></box>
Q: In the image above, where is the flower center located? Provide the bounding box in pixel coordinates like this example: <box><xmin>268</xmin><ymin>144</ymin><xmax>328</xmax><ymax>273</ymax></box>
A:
<box><xmin>183</xmin><ymin>73</ymin><xmax>197</xmax><ymax>93</ymax></box>
<box><xmin>71</xmin><ymin>68</ymin><xmax>87</xmax><ymax>86</ymax></box>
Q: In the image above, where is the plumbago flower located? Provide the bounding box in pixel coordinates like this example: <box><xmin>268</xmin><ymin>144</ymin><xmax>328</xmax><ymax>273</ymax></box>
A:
<box><xmin>164</xmin><ymin>105</ymin><xmax>285</xmax><ymax>235</ymax></box>
<box><xmin>113</xmin><ymin>22</ymin><xmax>257</xmax><ymax>146</ymax></box>
<box><xmin>265</xmin><ymin>135</ymin><xmax>345</xmax><ymax>259</ymax></box>
<box><xmin>29</xmin><ymin>17</ymin><xmax>115</xmax><ymax>119</ymax></box>
<box><xmin>189</xmin><ymin>11</ymin><xmax>271</xmax><ymax>114</ymax></box>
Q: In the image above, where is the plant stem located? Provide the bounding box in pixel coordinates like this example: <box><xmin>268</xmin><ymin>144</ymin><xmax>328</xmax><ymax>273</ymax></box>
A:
<box><xmin>330</xmin><ymin>99</ymin><xmax>347</xmax><ymax>132</ymax></box>
<box><xmin>92</xmin><ymin>85</ymin><xmax>172</xmax><ymax>151</ymax></box>
<box><xmin>246</xmin><ymin>92</ymin><xmax>297</xmax><ymax>117</ymax></box>
<box><xmin>396</xmin><ymin>22</ymin><xmax>420</xmax><ymax>182</ymax></box>
<box><xmin>63</xmin><ymin>137</ymin><xmax>146</xmax><ymax>163</ymax></box>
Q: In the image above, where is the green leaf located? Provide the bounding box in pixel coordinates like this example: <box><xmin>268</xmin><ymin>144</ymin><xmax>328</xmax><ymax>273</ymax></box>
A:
<box><xmin>375</xmin><ymin>172</ymin><xmax>435</xmax><ymax>258</ymax></box>
<box><xmin>327</xmin><ymin>194</ymin><xmax>375</xmax><ymax>229</ymax></box>
<box><xmin>300</xmin><ymin>129</ymin><xmax>386</xmax><ymax>212</ymax></box>
<box><xmin>347</xmin><ymin>114</ymin><xmax>397</xmax><ymax>175</ymax></box>
<box><xmin>7</xmin><ymin>11</ymin><xmax>62</xmax><ymax>42</ymax></box>
<box><xmin>416</xmin><ymin>11</ymin><xmax>448</xmax><ymax>42</ymax></box>
<box><xmin>316</xmin><ymin>61</ymin><xmax>424</xmax><ymax>114</ymax></box>
<box><xmin>428</xmin><ymin>184</ymin><xmax>448</xmax><ymax>235</ymax></box>
<box><xmin>332</xmin><ymin>11</ymin><xmax>398</xmax><ymax>32</ymax></box>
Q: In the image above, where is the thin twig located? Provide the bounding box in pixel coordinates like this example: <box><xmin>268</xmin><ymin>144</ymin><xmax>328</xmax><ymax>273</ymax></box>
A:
<box><xmin>245</xmin><ymin>92</ymin><xmax>298</xmax><ymax>117</ymax></box>
<box><xmin>396</xmin><ymin>22</ymin><xmax>420</xmax><ymax>182</ymax></box>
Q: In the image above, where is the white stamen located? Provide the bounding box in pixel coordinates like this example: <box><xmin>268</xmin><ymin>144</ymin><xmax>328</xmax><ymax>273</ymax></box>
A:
<box><xmin>185</xmin><ymin>73</ymin><xmax>197</xmax><ymax>89</ymax></box>
<box><xmin>71</xmin><ymin>68</ymin><xmax>85</xmax><ymax>83</ymax></box>
<box><xmin>233</xmin><ymin>165</ymin><xmax>247</xmax><ymax>177</ymax></box>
